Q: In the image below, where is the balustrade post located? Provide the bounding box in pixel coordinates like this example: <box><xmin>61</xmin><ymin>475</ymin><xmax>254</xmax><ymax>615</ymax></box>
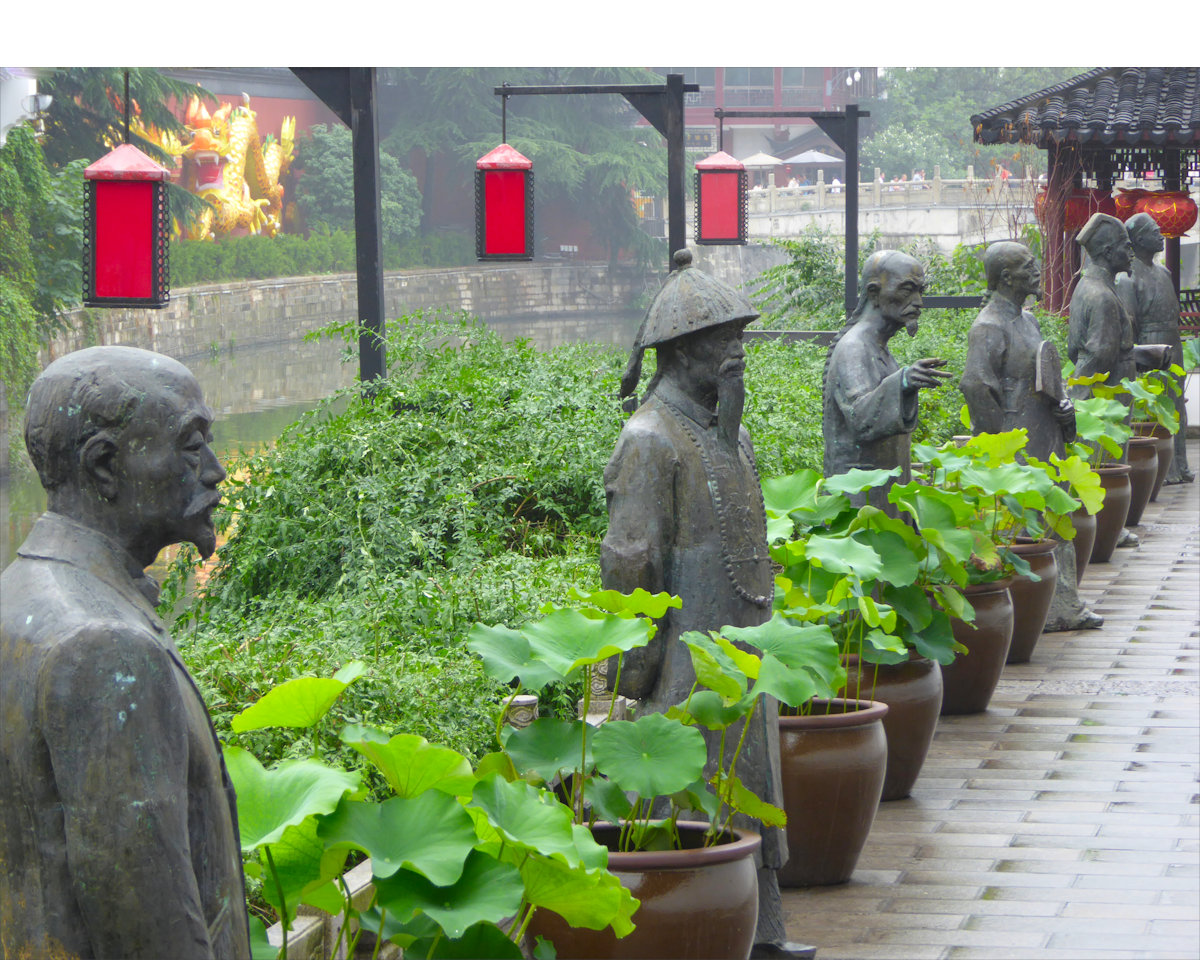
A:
<box><xmin>768</xmin><ymin>171</ymin><xmax>777</xmax><ymax>213</ymax></box>
<box><xmin>933</xmin><ymin>165</ymin><xmax>942</xmax><ymax>203</ymax></box>
<box><xmin>873</xmin><ymin>167</ymin><xmax>882</xmax><ymax>206</ymax></box>
<box><xmin>817</xmin><ymin>170</ymin><xmax>826</xmax><ymax>209</ymax></box>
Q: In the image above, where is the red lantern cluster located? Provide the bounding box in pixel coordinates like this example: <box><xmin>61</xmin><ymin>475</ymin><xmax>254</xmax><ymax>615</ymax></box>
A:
<box><xmin>694</xmin><ymin>151</ymin><xmax>747</xmax><ymax>245</ymax></box>
<box><xmin>475</xmin><ymin>143</ymin><xmax>534</xmax><ymax>261</ymax></box>
<box><xmin>82</xmin><ymin>143</ymin><xmax>171</xmax><ymax>308</ymax></box>
<box><xmin>1113</xmin><ymin>188</ymin><xmax>1148</xmax><ymax>222</ymax></box>
<box><xmin>1134</xmin><ymin>191</ymin><xmax>1198</xmax><ymax>239</ymax></box>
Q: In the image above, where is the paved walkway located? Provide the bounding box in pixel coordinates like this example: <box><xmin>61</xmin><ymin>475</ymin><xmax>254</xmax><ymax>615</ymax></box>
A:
<box><xmin>783</xmin><ymin>440</ymin><xmax>1200</xmax><ymax>960</ymax></box>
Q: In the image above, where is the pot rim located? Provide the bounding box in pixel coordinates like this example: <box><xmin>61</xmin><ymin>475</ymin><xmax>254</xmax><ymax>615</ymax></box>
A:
<box><xmin>1010</xmin><ymin>538</ymin><xmax>1056</xmax><ymax>556</ymax></box>
<box><xmin>961</xmin><ymin>575</ymin><xmax>1015</xmax><ymax>593</ymax></box>
<box><xmin>1128</xmin><ymin>435</ymin><xmax>1159</xmax><ymax>448</ymax></box>
<box><xmin>1094</xmin><ymin>463</ymin><xmax>1132</xmax><ymax>477</ymax></box>
<box><xmin>779</xmin><ymin>697</ymin><xmax>888</xmax><ymax>728</ymax></box>
<box><xmin>591</xmin><ymin>821</ymin><xmax>762</xmax><ymax>871</ymax></box>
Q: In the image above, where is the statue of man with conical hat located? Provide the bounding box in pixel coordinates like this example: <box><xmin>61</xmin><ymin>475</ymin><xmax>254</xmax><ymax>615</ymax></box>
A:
<box><xmin>1116</xmin><ymin>212</ymin><xmax>1193</xmax><ymax>484</ymax></box>
<box><xmin>603</xmin><ymin>248</ymin><xmax>810</xmax><ymax>959</ymax></box>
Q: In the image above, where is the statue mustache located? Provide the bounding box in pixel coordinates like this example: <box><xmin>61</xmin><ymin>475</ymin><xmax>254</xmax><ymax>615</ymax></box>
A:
<box><xmin>183</xmin><ymin>492</ymin><xmax>222</xmax><ymax>519</ymax></box>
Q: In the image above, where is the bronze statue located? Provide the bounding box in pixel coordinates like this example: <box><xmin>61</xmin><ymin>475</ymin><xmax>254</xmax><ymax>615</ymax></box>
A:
<box><xmin>1067</xmin><ymin>213</ymin><xmax>1171</xmax><ymax>400</ymax></box>
<box><xmin>1116</xmin><ymin>212</ymin><xmax>1193</xmax><ymax>483</ymax></box>
<box><xmin>822</xmin><ymin>250</ymin><xmax>953</xmax><ymax>511</ymax></box>
<box><xmin>0</xmin><ymin>347</ymin><xmax>250</xmax><ymax>959</ymax></box>
<box><xmin>604</xmin><ymin>249</ymin><xmax>807</xmax><ymax>959</ymax></box>
<box><xmin>961</xmin><ymin>240</ymin><xmax>1102</xmax><ymax>631</ymax></box>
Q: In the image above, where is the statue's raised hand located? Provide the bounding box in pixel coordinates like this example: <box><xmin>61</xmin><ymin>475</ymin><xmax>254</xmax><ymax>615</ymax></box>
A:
<box><xmin>905</xmin><ymin>357</ymin><xmax>953</xmax><ymax>390</ymax></box>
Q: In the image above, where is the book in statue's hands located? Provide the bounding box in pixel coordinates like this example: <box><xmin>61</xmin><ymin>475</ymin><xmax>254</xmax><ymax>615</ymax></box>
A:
<box><xmin>1035</xmin><ymin>341</ymin><xmax>1065</xmax><ymax>402</ymax></box>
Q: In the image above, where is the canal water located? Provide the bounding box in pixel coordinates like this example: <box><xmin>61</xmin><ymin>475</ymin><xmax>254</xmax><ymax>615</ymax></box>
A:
<box><xmin>1</xmin><ymin>310</ymin><xmax>641</xmax><ymax>571</ymax></box>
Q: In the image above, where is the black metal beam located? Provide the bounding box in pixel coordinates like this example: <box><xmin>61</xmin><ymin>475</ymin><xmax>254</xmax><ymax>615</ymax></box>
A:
<box><xmin>495</xmin><ymin>77</ymin><xmax>699</xmax><ymax>272</ymax></box>
<box><xmin>292</xmin><ymin>67</ymin><xmax>386</xmax><ymax>380</ymax></box>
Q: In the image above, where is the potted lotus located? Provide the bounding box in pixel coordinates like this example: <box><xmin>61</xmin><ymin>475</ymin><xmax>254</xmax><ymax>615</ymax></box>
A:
<box><xmin>764</xmin><ymin>467</ymin><xmax>970</xmax><ymax>801</ymax></box>
<box><xmin>467</xmin><ymin>587</ymin><xmax>842</xmax><ymax>959</ymax></box>
<box><xmin>1123</xmin><ymin>366</ymin><xmax>1184</xmax><ymax>505</ymax></box>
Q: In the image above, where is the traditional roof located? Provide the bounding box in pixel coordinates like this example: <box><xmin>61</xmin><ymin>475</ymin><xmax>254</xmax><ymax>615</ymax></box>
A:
<box><xmin>971</xmin><ymin>68</ymin><xmax>1200</xmax><ymax>147</ymax></box>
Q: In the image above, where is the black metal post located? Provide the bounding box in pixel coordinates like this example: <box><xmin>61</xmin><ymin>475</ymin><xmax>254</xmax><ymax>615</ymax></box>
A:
<box><xmin>665</xmin><ymin>74</ymin><xmax>686</xmax><ymax>269</ymax></box>
<box><xmin>350</xmin><ymin>68</ymin><xmax>386</xmax><ymax>381</ymax></box>
<box><xmin>123</xmin><ymin>70</ymin><xmax>130</xmax><ymax>144</ymax></box>
<box><xmin>844</xmin><ymin>104</ymin><xmax>860</xmax><ymax>318</ymax></box>
<box><xmin>1163</xmin><ymin>151</ymin><xmax>1182</xmax><ymax>296</ymax></box>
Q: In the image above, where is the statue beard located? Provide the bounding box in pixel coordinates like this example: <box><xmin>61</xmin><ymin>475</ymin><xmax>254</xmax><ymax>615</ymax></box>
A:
<box><xmin>183</xmin><ymin>491</ymin><xmax>222</xmax><ymax>559</ymax></box>
<box><xmin>716</xmin><ymin>361</ymin><xmax>745</xmax><ymax>451</ymax></box>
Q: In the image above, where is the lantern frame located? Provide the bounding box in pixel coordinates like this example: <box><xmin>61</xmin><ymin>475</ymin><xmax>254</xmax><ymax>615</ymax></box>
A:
<box><xmin>475</xmin><ymin>143</ymin><xmax>535</xmax><ymax>261</ymax></box>
<box><xmin>82</xmin><ymin>143</ymin><xmax>171</xmax><ymax>309</ymax></box>
<box><xmin>694</xmin><ymin>151</ymin><xmax>748</xmax><ymax>245</ymax></box>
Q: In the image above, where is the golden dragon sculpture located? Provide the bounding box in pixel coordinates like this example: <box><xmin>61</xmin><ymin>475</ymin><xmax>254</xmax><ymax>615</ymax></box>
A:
<box><xmin>136</xmin><ymin>94</ymin><xmax>295</xmax><ymax>240</ymax></box>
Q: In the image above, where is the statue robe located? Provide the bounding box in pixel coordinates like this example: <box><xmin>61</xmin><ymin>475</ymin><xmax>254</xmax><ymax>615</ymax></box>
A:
<box><xmin>0</xmin><ymin>513</ymin><xmax>250</xmax><ymax>960</ymax></box>
<box><xmin>961</xmin><ymin>293</ymin><xmax>1072</xmax><ymax>461</ymax></box>
<box><xmin>1068</xmin><ymin>268</ymin><xmax>1137</xmax><ymax>400</ymax></box>
<box><xmin>599</xmin><ymin>377</ymin><xmax>784</xmax><ymax>871</ymax></box>
<box><xmin>823</xmin><ymin>321</ymin><xmax>920</xmax><ymax>510</ymax></box>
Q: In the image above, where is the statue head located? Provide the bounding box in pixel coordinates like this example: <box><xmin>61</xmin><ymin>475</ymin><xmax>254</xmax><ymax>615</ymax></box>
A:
<box><xmin>855</xmin><ymin>250</ymin><xmax>926</xmax><ymax>336</ymax></box>
<box><xmin>620</xmin><ymin>248</ymin><xmax>759</xmax><ymax>400</ymax></box>
<box><xmin>1077</xmin><ymin>212</ymin><xmax>1133</xmax><ymax>276</ymax></box>
<box><xmin>1125</xmin><ymin>212</ymin><xmax>1165</xmax><ymax>256</ymax></box>
<box><xmin>24</xmin><ymin>346</ymin><xmax>227</xmax><ymax>567</ymax></box>
<box><xmin>984</xmin><ymin>240</ymin><xmax>1041</xmax><ymax>303</ymax></box>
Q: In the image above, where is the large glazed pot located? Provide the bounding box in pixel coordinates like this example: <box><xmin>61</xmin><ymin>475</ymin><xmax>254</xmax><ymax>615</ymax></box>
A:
<box><xmin>1006</xmin><ymin>541</ymin><xmax>1058</xmax><ymax>664</ymax></box>
<box><xmin>1091</xmin><ymin>464</ymin><xmax>1132</xmax><ymax>563</ymax></box>
<box><xmin>777</xmin><ymin>698</ymin><xmax>888</xmax><ymax>887</ymax></box>
<box><xmin>842</xmin><ymin>654</ymin><xmax>942</xmax><ymax>801</ymax></box>
<box><xmin>1134</xmin><ymin>422</ymin><xmax>1174</xmax><ymax>502</ymax></box>
<box><xmin>528</xmin><ymin>823</ymin><xmax>761</xmax><ymax>960</ymax></box>
<box><xmin>941</xmin><ymin>578</ymin><xmax>1014</xmax><ymax>714</ymax></box>
<box><xmin>1069</xmin><ymin>508</ymin><xmax>1097</xmax><ymax>585</ymax></box>
<box><xmin>1124</xmin><ymin>436</ymin><xmax>1159</xmax><ymax>527</ymax></box>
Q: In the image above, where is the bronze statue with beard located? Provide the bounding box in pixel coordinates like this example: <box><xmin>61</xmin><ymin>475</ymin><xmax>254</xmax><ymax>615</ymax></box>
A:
<box><xmin>823</xmin><ymin>250</ymin><xmax>953</xmax><ymax>512</ymax></box>
<box><xmin>960</xmin><ymin>240</ymin><xmax>1103</xmax><ymax>631</ymax></box>
<box><xmin>1116</xmin><ymin>212</ymin><xmax>1193</xmax><ymax>484</ymax></box>
<box><xmin>604</xmin><ymin>250</ymin><xmax>809</xmax><ymax>959</ymax></box>
<box><xmin>0</xmin><ymin>347</ymin><xmax>250</xmax><ymax>960</ymax></box>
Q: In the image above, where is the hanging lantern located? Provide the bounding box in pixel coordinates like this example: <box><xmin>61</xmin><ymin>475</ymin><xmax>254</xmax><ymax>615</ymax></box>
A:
<box><xmin>1135</xmin><ymin>191</ymin><xmax>1198</xmax><ymax>239</ymax></box>
<box><xmin>1062</xmin><ymin>188</ymin><xmax>1115</xmax><ymax>234</ymax></box>
<box><xmin>694</xmin><ymin>150</ymin><xmax>747</xmax><ymax>245</ymax></box>
<box><xmin>1113</xmin><ymin>188</ymin><xmax>1148</xmax><ymax>222</ymax></box>
<box><xmin>475</xmin><ymin>143</ymin><xmax>534</xmax><ymax>261</ymax></box>
<box><xmin>82</xmin><ymin>143</ymin><xmax>171</xmax><ymax>308</ymax></box>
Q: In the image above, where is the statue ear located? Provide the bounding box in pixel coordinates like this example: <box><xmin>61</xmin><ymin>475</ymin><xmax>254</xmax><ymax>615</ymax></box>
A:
<box><xmin>81</xmin><ymin>432</ymin><xmax>120</xmax><ymax>500</ymax></box>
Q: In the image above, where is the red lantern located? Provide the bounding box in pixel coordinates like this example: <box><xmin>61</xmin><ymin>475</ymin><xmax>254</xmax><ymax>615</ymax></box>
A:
<box><xmin>1062</xmin><ymin>188</ymin><xmax>1115</xmax><ymax>233</ymax></box>
<box><xmin>475</xmin><ymin>143</ymin><xmax>534</xmax><ymax>261</ymax></box>
<box><xmin>1113</xmin><ymin>188</ymin><xmax>1147</xmax><ymax>222</ymax></box>
<box><xmin>82</xmin><ymin>143</ymin><xmax>171</xmax><ymax>308</ymax></box>
<box><xmin>694</xmin><ymin>150</ymin><xmax>747</xmax><ymax>245</ymax></box>
<box><xmin>1135</xmin><ymin>191</ymin><xmax>1199</xmax><ymax>239</ymax></box>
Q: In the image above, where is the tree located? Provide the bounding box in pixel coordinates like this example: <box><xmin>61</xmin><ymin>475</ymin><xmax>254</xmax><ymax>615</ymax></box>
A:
<box><xmin>293</xmin><ymin>125</ymin><xmax>422</xmax><ymax>246</ymax></box>
<box><xmin>380</xmin><ymin>68</ymin><xmax>667</xmax><ymax>267</ymax></box>
<box><xmin>861</xmin><ymin>68</ymin><xmax>1088</xmax><ymax>178</ymax></box>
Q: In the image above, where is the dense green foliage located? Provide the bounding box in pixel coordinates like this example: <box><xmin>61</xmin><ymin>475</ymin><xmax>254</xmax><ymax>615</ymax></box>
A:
<box><xmin>0</xmin><ymin>126</ymin><xmax>86</xmax><ymax>402</ymax></box>
<box><xmin>169</xmin><ymin>228</ymin><xmax>474</xmax><ymax>287</ymax></box>
<box><xmin>861</xmin><ymin>67</ymin><xmax>1087</xmax><ymax>178</ymax></box>
<box><xmin>294</xmin><ymin>125</ymin><xmax>422</xmax><ymax>245</ymax></box>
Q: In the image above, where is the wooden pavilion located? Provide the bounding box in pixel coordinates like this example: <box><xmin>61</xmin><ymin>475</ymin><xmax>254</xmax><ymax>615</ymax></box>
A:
<box><xmin>971</xmin><ymin>67</ymin><xmax>1199</xmax><ymax>313</ymax></box>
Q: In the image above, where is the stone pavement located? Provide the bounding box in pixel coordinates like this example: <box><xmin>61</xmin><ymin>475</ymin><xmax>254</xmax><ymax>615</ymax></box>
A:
<box><xmin>783</xmin><ymin>439</ymin><xmax>1200</xmax><ymax>960</ymax></box>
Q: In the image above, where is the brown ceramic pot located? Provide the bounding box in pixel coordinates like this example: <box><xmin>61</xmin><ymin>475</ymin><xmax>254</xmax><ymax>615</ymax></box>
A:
<box><xmin>842</xmin><ymin>654</ymin><xmax>942</xmax><ymax>801</ymax></box>
<box><xmin>528</xmin><ymin>823</ymin><xmax>761</xmax><ymax>959</ymax></box>
<box><xmin>1134</xmin><ymin>422</ymin><xmax>1174</xmax><ymax>502</ymax></box>
<box><xmin>777</xmin><ymin>698</ymin><xmax>888</xmax><ymax>887</ymax></box>
<box><xmin>941</xmin><ymin>578</ymin><xmax>1014</xmax><ymax>714</ymax></box>
<box><xmin>1091</xmin><ymin>464</ymin><xmax>1132</xmax><ymax>563</ymax></box>
<box><xmin>1124</xmin><ymin>436</ymin><xmax>1158</xmax><ymax>527</ymax></box>
<box><xmin>1005</xmin><ymin>540</ymin><xmax>1058</xmax><ymax>664</ymax></box>
<box><xmin>1069</xmin><ymin>508</ymin><xmax>1097</xmax><ymax>585</ymax></box>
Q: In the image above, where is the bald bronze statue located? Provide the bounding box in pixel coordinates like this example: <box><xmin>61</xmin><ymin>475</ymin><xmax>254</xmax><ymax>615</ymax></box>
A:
<box><xmin>823</xmin><ymin>250</ymin><xmax>953</xmax><ymax>511</ymax></box>
<box><xmin>0</xmin><ymin>347</ymin><xmax>250</xmax><ymax>959</ymax></box>
<box><xmin>961</xmin><ymin>241</ymin><xmax>1102</xmax><ymax>631</ymax></box>
<box><xmin>605</xmin><ymin>249</ymin><xmax>807</xmax><ymax>959</ymax></box>
<box><xmin>1116</xmin><ymin>212</ymin><xmax>1193</xmax><ymax>484</ymax></box>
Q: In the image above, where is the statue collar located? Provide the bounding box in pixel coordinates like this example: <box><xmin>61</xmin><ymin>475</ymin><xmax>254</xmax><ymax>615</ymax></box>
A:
<box><xmin>651</xmin><ymin>378</ymin><xmax>717</xmax><ymax>429</ymax></box>
<box><xmin>17</xmin><ymin>512</ymin><xmax>164</xmax><ymax>613</ymax></box>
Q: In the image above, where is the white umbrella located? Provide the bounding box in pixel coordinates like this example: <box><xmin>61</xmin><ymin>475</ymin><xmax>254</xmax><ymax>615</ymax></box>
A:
<box><xmin>782</xmin><ymin>150</ymin><xmax>842</xmax><ymax>165</ymax></box>
<box><xmin>739</xmin><ymin>151</ymin><xmax>785</xmax><ymax>168</ymax></box>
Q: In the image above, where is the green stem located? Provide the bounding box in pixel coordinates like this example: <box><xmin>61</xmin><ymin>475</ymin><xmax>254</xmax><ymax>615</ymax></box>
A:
<box><xmin>263</xmin><ymin>846</ymin><xmax>288</xmax><ymax>960</ymax></box>
<box><xmin>512</xmin><ymin>901</ymin><xmax>537</xmax><ymax>945</ymax></box>
<box><xmin>576</xmin><ymin>674</ymin><xmax>592</xmax><ymax>822</ymax></box>
<box><xmin>496</xmin><ymin>686</ymin><xmax>521</xmax><ymax>746</ymax></box>
<box><xmin>370</xmin><ymin>906</ymin><xmax>387</xmax><ymax>960</ymax></box>
<box><xmin>605</xmin><ymin>654</ymin><xmax>624</xmax><ymax>722</ymax></box>
<box><xmin>425</xmin><ymin>930</ymin><xmax>443</xmax><ymax>960</ymax></box>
